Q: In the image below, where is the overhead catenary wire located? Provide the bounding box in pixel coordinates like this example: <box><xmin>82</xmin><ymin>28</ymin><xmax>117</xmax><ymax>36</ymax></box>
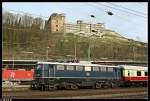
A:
<box><xmin>86</xmin><ymin>3</ymin><xmax>145</xmax><ymax>23</ymax></box>
<box><xmin>86</xmin><ymin>3</ymin><xmax>146</xmax><ymax>27</ymax></box>
<box><xmin>95</xmin><ymin>3</ymin><xmax>147</xmax><ymax>19</ymax></box>
<box><xmin>108</xmin><ymin>2</ymin><xmax>147</xmax><ymax>15</ymax></box>
<box><xmin>86</xmin><ymin>4</ymin><xmax>129</xmax><ymax>28</ymax></box>
<box><xmin>84</xmin><ymin>3</ymin><xmax>147</xmax><ymax>42</ymax></box>
<box><xmin>85</xmin><ymin>3</ymin><xmax>110</xmax><ymax>23</ymax></box>
<box><xmin>58</xmin><ymin>3</ymin><xmax>147</xmax><ymax>38</ymax></box>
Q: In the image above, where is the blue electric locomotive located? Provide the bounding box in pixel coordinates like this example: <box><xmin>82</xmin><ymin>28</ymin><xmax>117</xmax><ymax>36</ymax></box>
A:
<box><xmin>31</xmin><ymin>62</ymin><xmax>122</xmax><ymax>90</ymax></box>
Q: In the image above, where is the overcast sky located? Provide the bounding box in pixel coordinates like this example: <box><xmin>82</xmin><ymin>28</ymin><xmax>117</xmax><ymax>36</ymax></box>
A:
<box><xmin>2</xmin><ymin>2</ymin><xmax>148</xmax><ymax>42</ymax></box>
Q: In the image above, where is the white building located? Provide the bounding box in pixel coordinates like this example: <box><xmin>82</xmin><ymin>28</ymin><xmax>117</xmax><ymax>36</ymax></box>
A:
<box><xmin>64</xmin><ymin>20</ymin><xmax>105</xmax><ymax>36</ymax></box>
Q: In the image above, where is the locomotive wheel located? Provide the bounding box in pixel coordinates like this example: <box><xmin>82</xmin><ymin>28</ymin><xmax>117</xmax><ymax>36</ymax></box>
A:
<box><xmin>65</xmin><ymin>85</ymin><xmax>71</xmax><ymax>90</ymax></box>
<box><xmin>53</xmin><ymin>85</ymin><xmax>58</xmax><ymax>90</ymax></box>
<box><xmin>49</xmin><ymin>85</ymin><xmax>58</xmax><ymax>90</ymax></box>
<box><xmin>70</xmin><ymin>84</ymin><xmax>78</xmax><ymax>90</ymax></box>
<box><xmin>95</xmin><ymin>83</ymin><xmax>102</xmax><ymax>89</ymax></box>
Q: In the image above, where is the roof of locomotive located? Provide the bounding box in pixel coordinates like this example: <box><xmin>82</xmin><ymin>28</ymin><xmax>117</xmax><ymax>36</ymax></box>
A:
<box><xmin>37</xmin><ymin>62</ymin><xmax>119</xmax><ymax>68</ymax></box>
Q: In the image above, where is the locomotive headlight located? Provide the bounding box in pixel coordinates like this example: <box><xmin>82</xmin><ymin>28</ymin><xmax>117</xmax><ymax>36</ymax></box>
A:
<box><xmin>86</xmin><ymin>72</ymin><xmax>90</xmax><ymax>76</ymax></box>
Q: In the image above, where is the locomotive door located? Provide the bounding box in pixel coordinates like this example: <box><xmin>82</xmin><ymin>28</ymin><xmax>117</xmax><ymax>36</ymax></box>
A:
<box><xmin>49</xmin><ymin>64</ymin><xmax>54</xmax><ymax>77</ymax></box>
<box><xmin>43</xmin><ymin>64</ymin><xmax>49</xmax><ymax>77</ymax></box>
<box><xmin>114</xmin><ymin>68</ymin><xmax>120</xmax><ymax>80</ymax></box>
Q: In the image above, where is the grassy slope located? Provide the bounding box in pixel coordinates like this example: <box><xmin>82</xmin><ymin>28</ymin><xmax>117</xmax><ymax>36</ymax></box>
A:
<box><xmin>2</xmin><ymin>28</ymin><xmax>148</xmax><ymax>61</ymax></box>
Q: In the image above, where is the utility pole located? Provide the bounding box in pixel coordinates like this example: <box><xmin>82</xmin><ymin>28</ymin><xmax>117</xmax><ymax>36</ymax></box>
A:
<box><xmin>87</xmin><ymin>24</ymin><xmax>91</xmax><ymax>62</ymax></box>
<box><xmin>47</xmin><ymin>46</ymin><xmax>49</xmax><ymax>60</ymax></box>
<box><xmin>88</xmin><ymin>15</ymin><xmax>95</xmax><ymax>62</ymax></box>
<box><xmin>46</xmin><ymin>30</ymin><xmax>49</xmax><ymax>61</ymax></box>
<box><xmin>74</xmin><ymin>36</ymin><xmax>77</xmax><ymax>61</ymax></box>
<box><xmin>132</xmin><ymin>40</ymin><xmax>135</xmax><ymax>61</ymax></box>
<box><xmin>130</xmin><ymin>39</ymin><xmax>135</xmax><ymax>61</ymax></box>
<box><xmin>12</xmin><ymin>30</ymin><xmax>14</xmax><ymax>68</ymax></box>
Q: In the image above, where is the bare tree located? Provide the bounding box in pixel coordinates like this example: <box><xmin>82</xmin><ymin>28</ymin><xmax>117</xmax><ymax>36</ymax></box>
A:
<box><xmin>21</xmin><ymin>13</ymin><xmax>33</xmax><ymax>28</ymax></box>
<box><xmin>2</xmin><ymin>11</ymin><xmax>14</xmax><ymax>25</ymax></box>
<box><xmin>31</xmin><ymin>17</ymin><xmax>43</xmax><ymax>29</ymax></box>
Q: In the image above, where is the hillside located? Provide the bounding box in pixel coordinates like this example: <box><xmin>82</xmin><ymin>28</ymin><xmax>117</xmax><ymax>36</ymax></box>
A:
<box><xmin>2</xmin><ymin>25</ymin><xmax>148</xmax><ymax>61</ymax></box>
<box><xmin>2</xmin><ymin>11</ymin><xmax>148</xmax><ymax>61</ymax></box>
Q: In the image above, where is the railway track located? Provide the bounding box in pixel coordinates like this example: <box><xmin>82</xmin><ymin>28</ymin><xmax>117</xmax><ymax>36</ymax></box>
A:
<box><xmin>52</xmin><ymin>92</ymin><xmax>147</xmax><ymax>99</ymax></box>
<box><xmin>2</xmin><ymin>87</ymin><xmax>148</xmax><ymax>99</ymax></box>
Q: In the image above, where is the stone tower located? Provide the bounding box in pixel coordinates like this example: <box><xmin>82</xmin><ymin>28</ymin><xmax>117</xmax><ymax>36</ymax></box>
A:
<box><xmin>45</xmin><ymin>13</ymin><xmax>65</xmax><ymax>33</ymax></box>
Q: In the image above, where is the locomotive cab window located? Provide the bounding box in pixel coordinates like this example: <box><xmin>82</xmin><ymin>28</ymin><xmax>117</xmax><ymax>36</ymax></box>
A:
<box><xmin>56</xmin><ymin>65</ymin><xmax>65</xmax><ymax>70</ymax></box>
<box><xmin>137</xmin><ymin>71</ymin><xmax>141</xmax><ymax>76</ymax></box>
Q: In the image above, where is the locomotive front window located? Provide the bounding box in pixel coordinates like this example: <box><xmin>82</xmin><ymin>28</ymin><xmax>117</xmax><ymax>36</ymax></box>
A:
<box><xmin>37</xmin><ymin>64</ymin><xmax>42</xmax><ymax>70</ymax></box>
<box><xmin>35</xmin><ymin>64</ymin><xmax>43</xmax><ymax>77</ymax></box>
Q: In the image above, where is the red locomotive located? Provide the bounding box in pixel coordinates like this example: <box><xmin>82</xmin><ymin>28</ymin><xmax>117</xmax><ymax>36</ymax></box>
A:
<box><xmin>2</xmin><ymin>69</ymin><xmax>34</xmax><ymax>86</ymax></box>
<box><xmin>2</xmin><ymin>69</ymin><xmax>34</xmax><ymax>81</ymax></box>
<box><xmin>2</xmin><ymin>60</ymin><xmax>37</xmax><ymax>86</ymax></box>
